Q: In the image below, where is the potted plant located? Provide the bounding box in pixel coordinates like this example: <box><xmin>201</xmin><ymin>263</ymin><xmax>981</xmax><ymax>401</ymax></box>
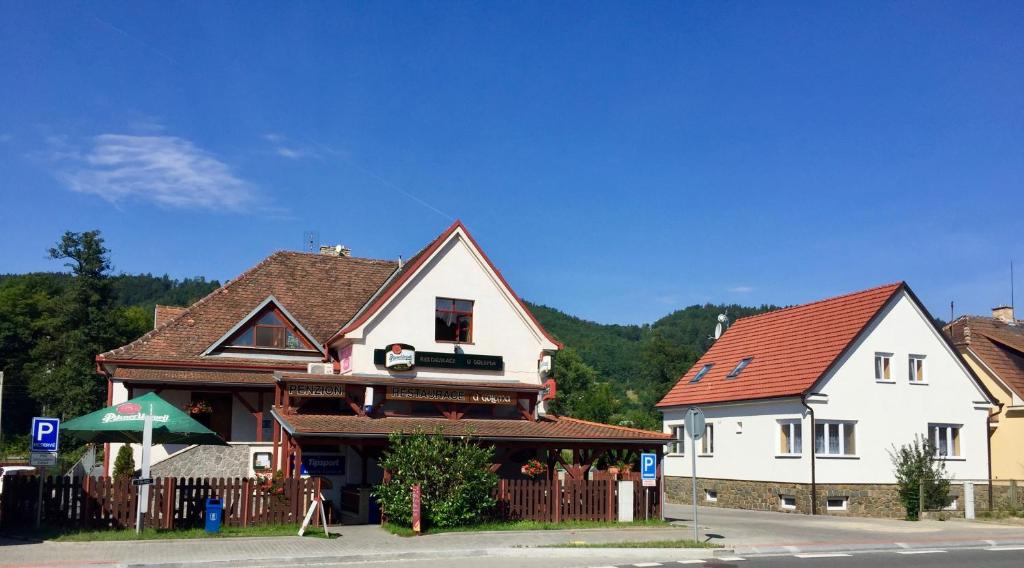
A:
<box><xmin>521</xmin><ymin>458</ymin><xmax>546</xmax><ymax>479</ymax></box>
<box><xmin>185</xmin><ymin>400</ymin><xmax>213</xmax><ymax>415</ymax></box>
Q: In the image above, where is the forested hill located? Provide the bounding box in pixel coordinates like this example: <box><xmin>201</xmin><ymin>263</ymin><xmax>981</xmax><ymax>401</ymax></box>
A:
<box><xmin>526</xmin><ymin>301</ymin><xmax>778</xmax><ymax>429</ymax></box>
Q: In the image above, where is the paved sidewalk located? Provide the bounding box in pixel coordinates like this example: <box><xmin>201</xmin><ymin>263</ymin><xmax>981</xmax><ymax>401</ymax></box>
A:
<box><xmin>667</xmin><ymin>504</ymin><xmax>1024</xmax><ymax>554</ymax></box>
<box><xmin>0</xmin><ymin>524</ymin><xmax>700</xmax><ymax>567</ymax></box>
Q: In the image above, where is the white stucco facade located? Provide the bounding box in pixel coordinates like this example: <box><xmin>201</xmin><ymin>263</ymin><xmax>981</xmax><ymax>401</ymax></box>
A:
<box><xmin>330</xmin><ymin>228</ymin><xmax>558</xmax><ymax>388</ymax></box>
<box><xmin>663</xmin><ymin>290</ymin><xmax>993</xmax><ymax>484</ymax></box>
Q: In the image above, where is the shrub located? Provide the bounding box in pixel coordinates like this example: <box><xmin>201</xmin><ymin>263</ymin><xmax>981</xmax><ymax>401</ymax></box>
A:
<box><xmin>373</xmin><ymin>429</ymin><xmax>498</xmax><ymax>529</ymax></box>
<box><xmin>112</xmin><ymin>444</ymin><xmax>135</xmax><ymax>481</ymax></box>
<box><xmin>889</xmin><ymin>434</ymin><xmax>951</xmax><ymax>520</ymax></box>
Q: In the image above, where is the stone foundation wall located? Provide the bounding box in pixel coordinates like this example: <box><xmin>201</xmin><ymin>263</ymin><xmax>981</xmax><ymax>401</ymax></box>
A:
<box><xmin>150</xmin><ymin>444</ymin><xmax>251</xmax><ymax>478</ymax></box>
<box><xmin>665</xmin><ymin>476</ymin><xmax>906</xmax><ymax>518</ymax></box>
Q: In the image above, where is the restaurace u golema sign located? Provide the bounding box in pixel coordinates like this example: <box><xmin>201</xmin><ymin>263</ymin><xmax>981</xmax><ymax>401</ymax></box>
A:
<box><xmin>386</xmin><ymin>386</ymin><xmax>515</xmax><ymax>405</ymax></box>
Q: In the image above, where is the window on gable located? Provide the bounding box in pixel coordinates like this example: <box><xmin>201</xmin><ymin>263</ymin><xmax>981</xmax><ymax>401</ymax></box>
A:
<box><xmin>435</xmin><ymin>297</ymin><xmax>473</xmax><ymax>342</ymax></box>
<box><xmin>874</xmin><ymin>353</ymin><xmax>892</xmax><ymax>381</ymax></box>
<box><xmin>909</xmin><ymin>355</ymin><xmax>926</xmax><ymax>383</ymax></box>
<box><xmin>690</xmin><ymin>363</ymin><xmax>713</xmax><ymax>383</ymax></box>
<box><xmin>228</xmin><ymin>308</ymin><xmax>308</xmax><ymax>350</ymax></box>
<box><xmin>726</xmin><ymin>357</ymin><xmax>753</xmax><ymax>379</ymax></box>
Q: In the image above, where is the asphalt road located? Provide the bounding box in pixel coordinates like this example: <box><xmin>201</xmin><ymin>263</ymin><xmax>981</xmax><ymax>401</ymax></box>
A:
<box><xmin>234</xmin><ymin>546</ymin><xmax>1024</xmax><ymax>568</ymax></box>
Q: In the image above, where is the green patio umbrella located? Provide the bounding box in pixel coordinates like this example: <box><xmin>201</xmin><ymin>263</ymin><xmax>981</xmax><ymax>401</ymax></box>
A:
<box><xmin>63</xmin><ymin>392</ymin><xmax>227</xmax><ymax>533</ymax></box>
<box><xmin>62</xmin><ymin>392</ymin><xmax>227</xmax><ymax>445</ymax></box>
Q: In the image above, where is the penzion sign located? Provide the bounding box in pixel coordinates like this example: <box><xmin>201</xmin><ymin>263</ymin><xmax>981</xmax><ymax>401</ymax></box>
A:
<box><xmin>374</xmin><ymin>344</ymin><xmax>504</xmax><ymax>372</ymax></box>
<box><xmin>287</xmin><ymin>383</ymin><xmax>346</xmax><ymax>398</ymax></box>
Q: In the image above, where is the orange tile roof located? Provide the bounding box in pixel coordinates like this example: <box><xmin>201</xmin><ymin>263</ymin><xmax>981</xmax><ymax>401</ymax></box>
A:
<box><xmin>946</xmin><ymin>316</ymin><xmax>1024</xmax><ymax>399</ymax></box>
<box><xmin>275</xmin><ymin>412</ymin><xmax>670</xmax><ymax>443</ymax></box>
<box><xmin>657</xmin><ymin>283</ymin><xmax>904</xmax><ymax>407</ymax></box>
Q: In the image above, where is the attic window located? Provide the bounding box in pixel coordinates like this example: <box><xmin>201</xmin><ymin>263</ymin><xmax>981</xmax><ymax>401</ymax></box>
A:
<box><xmin>690</xmin><ymin>363</ymin><xmax>713</xmax><ymax>383</ymax></box>
<box><xmin>229</xmin><ymin>309</ymin><xmax>309</xmax><ymax>350</ymax></box>
<box><xmin>726</xmin><ymin>357</ymin><xmax>753</xmax><ymax>379</ymax></box>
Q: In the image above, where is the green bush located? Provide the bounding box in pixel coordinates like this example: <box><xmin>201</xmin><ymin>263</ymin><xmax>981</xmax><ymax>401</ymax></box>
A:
<box><xmin>373</xmin><ymin>429</ymin><xmax>498</xmax><ymax>529</ymax></box>
<box><xmin>889</xmin><ymin>434</ymin><xmax>951</xmax><ymax>520</ymax></box>
<box><xmin>112</xmin><ymin>445</ymin><xmax>135</xmax><ymax>481</ymax></box>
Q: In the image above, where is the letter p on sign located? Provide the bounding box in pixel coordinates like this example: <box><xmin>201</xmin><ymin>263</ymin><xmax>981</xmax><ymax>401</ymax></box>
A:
<box><xmin>31</xmin><ymin>417</ymin><xmax>60</xmax><ymax>453</ymax></box>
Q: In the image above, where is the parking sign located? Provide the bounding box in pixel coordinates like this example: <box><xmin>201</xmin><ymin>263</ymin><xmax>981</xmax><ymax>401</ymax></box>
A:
<box><xmin>640</xmin><ymin>452</ymin><xmax>657</xmax><ymax>487</ymax></box>
<box><xmin>31</xmin><ymin>417</ymin><xmax>60</xmax><ymax>453</ymax></box>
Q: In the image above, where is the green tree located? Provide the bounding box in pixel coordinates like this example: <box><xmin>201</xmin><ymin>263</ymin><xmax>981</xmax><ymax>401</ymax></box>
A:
<box><xmin>112</xmin><ymin>444</ymin><xmax>136</xmax><ymax>480</ymax></box>
<box><xmin>889</xmin><ymin>434</ymin><xmax>951</xmax><ymax>519</ymax></box>
<box><xmin>374</xmin><ymin>430</ymin><xmax>497</xmax><ymax>529</ymax></box>
<box><xmin>26</xmin><ymin>231</ymin><xmax>122</xmax><ymax>419</ymax></box>
<box><xmin>574</xmin><ymin>382</ymin><xmax>621</xmax><ymax>424</ymax></box>
<box><xmin>546</xmin><ymin>347</ymin><xmax>601</xmax><ymax>416</ymax></box>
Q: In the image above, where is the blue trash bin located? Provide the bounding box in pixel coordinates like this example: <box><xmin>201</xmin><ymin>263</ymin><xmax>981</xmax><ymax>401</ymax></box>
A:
<box><xmin>205</xmin><ymin>498</ymin><xmax>223</xmax><ymax>533</ymax></box>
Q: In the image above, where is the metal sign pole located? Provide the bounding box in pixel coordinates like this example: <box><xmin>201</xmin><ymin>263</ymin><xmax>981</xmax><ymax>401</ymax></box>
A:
<box><xmin>35</xmin><ymin>464</ymin><xmax>45</xmax><ymax>528</ymax></box>
<box><xmin>135</xmin><ymin>412</ymin><xmax>153</xmax><ymax>534</ymax></box>
<box><xmin>691</xmin><ymin>424</ymin><xmax>698</xmax><ymax>542</ymax></box>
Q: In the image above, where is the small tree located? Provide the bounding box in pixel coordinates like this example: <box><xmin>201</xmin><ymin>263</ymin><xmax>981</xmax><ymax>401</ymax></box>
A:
<box><xmin>373</xmin><ymin>429</ymin><xmax>497</xmax><ymax>529</ymax></box>
<box><xmin>112</xmin><ymin>445</ymin><xmax>135</xmax><ymax>481</ymax></box>
<box><xmin>889</xmin><ymin>434</ymin><xmax>951</xmax><ymax>520</ymax></box>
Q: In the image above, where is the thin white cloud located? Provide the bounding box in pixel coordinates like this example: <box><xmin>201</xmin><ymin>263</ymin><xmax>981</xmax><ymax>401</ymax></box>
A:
<box><xmin>276</xmin><ymin>147</ymin><xmax>308</xmax><ymax>159</ymax></box>
<box><xmin>59</xmin><ymin>134</ymin><xmax>255</xmax><ymax>211</ymax></box>
<box><xmin>728</xmin><ymin>285</ymin><xmax>755</xmax><ymax>293</ymax></box>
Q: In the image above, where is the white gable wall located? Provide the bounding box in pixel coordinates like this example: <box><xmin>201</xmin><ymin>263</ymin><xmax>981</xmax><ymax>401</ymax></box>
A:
<box><xmin>340</xmin><ymin>232</ymin><xmax>556</xmax><ymax>385</ymax></box>
<box><xmin>662</xmin><ymin>289</ymin><xmax>991</xmax><ymax>485</ymax></box>
<box><xmin>813</xmin><ymin>290</ymin><xmax>990</xmax><ymax>483</ymax></box>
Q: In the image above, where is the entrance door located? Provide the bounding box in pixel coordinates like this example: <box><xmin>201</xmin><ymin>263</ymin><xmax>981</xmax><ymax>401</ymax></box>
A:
<box><xmin>191</xmin><ymin>392</ymin><xmax>233</xmax><ymax>440</ymax></box>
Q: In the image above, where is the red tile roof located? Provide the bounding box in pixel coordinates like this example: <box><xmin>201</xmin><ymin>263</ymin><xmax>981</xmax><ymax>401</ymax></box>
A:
<box><xmin>154</xmin><ymin>305</ymin><xmax>188</xmax><ymax>329</ymax></box>
<box><xmin>275</xmin><ymin>412</ymin><xmax>670</xmax><ymax>443</ymax></box>
<box><xmin>946</xmin><ymin>316</ymin><xmax>1024</xmax><ymax>399</ymax></box>
<box><xmin>113</xmin><ymin>366</ymin><xmax>274</xmax><ymax>385</ymax></box>
<box><xmin>99</xmin><ymin>252</ymin><xmax>398</xmax><ymax>367</ymax></box>
<box><xmin>657</xmin><ymin>283</ymin><xmax>904</xmax><ymax>407</ymax></box>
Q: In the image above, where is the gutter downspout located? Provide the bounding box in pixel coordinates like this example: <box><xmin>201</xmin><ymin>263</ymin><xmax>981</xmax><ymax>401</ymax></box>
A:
<box><xmin>988</xmin><ymin>401</ymin><xmax>1004</xmax><ymax>511</ymax></box>
<box><xmin>801</xmin><ymin>393</ymin><xmax>816</xmax><ymax>515</ymax></box>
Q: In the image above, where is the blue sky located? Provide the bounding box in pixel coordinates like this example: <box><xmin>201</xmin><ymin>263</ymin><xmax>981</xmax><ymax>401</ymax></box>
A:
<box><xmin>1</xmin><ymin>2</ymin><xmax>1021</xmax><ymax>324</ymax></box>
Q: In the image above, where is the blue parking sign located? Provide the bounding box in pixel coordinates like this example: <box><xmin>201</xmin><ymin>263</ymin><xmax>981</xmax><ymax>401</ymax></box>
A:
<box><xmin>640</xmin><ymin>452</ymin><xmax>657</xmax><ymax>486</ymax></box>
<box><xmin>31</xmin><ymin>417</ymin><xmax>60</xmax><ymax>453</ymax></box>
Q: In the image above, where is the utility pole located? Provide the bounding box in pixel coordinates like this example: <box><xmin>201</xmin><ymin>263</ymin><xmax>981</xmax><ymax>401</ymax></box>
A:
<box><xmin>0</xmin><ymin>371</ymin><xmax>4</xmax><ymax>447</ymax></box>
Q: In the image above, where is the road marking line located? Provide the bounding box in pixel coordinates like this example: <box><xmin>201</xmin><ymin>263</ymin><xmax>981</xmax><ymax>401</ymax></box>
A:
<box><xmin>677</xmin><ymin>562</ymin><xmax>706</xmax><ymax>565</ymax></box>
<box><xmin>895</xmin><ymin>542</ymin><xmax>910</xmax><ymax>549</ymax></box>
<box><xmin>793</xmin><ymin>553</ymin><xmax>853</xmax><ymax>558</ymax></box>
<box><xmin>717</xmin><ymin>557</ymin><xmax>746</xmax><ymax>562</ymax></box>
<box><xmin>634</xmin><ymin>564</ymin><xmax>662</xmax><ymax>567</ymax></box>
<box><xmin>985</xmin><ymin>540</ymin><xmax>998</xmax><ymax>546</ymax></box>
<box><xmin>987</xmin><ymin>546</ymin><xmax>1024</xmax><ymax>551</ymax></box>
<box><xmin>896</xmin><ymin>550</ymin><xmax>947</xmax><ymax>555</ymax></box>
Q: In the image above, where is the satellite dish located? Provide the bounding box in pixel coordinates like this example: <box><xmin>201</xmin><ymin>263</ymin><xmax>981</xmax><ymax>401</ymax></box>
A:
<box><xmin>713</xmin><ymin>313</ymin><xmax>729</xmax><ymax>340</ymax></box>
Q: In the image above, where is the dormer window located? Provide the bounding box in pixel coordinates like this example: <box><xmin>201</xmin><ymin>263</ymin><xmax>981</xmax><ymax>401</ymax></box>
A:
<box><xmin>726</xmin><ymin>357</ymin><xmax>753</xmax><ymax>379</ymax></box>
<box><xmin>436</xmin><ymin>298</ymin><xmax>473</xmax><ymax>343</ymax></box>
<box><xmin>228</xmin><ymin>308</ymin><xmax>312</xmax><ymax>350</ymax></box>
<box><xmin>690</xmin><ymin>363</ymin><xmax>713</xmax><ymax>383</ymax></box>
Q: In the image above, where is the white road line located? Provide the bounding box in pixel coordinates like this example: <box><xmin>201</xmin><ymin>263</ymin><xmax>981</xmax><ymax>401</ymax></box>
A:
<box><xmin>895</xmin><ymin>542</ymin><xmax>910</xmax><ymax>549</ymax></box>
<box><xmin>634</xmin><ymin>564</ymin><xmax>663</xmax><ymax>567</ymax></box>
<box><xmin>987</xmin><ymin>546</ymin><xmax>1024</xmax><ymax>551</ymax></box>
<box><xmin>718</xmin><ymin>557</ymin><xmax>746</xmax><ymax>562</ymax></box>
<box><xmin>677</xmin><ymin>562</ymin><xmax>706</xmax><ymax>565</ymax></box>
<box><xmin>793</xmin><ymin>553</ymin><xmax>853</xmax><ymax>558</ymax></box>
<box><xmin>589</xmin><ymin>566</ymin><xmax>618</xmax><ymax>568</ymax></box>
<box><xmin>896</xmin><ymin>550</ymin><xmax>947</xmax><ymax>555</ymax></box>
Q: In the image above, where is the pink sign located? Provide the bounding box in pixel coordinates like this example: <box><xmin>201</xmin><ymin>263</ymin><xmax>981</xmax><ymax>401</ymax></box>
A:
<box><xmin>338</xmin><ymin>345</ymin><xmax>353</xmax><ymax>374</ymax></box>
<box><xmin>411</xmin><ymin>484</ymin><xmax>422</xmax><ymax>534</ymax></box>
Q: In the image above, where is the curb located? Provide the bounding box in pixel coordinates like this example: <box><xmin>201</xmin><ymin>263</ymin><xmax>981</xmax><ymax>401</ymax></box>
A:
<box><xmin>117</xmin><ymin>546</ymin><xmax>727</xmax><ymax>567</ymax></box>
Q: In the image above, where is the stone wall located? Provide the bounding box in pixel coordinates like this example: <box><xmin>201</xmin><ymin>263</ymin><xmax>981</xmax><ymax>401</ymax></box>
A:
<box><xmin>665</xmin><ymin>476</ymin><xmax>906</xmax><ymax>518</ymax></box>
<box><xmin>150</xmin><ymin>444</ymin><xmax>251</xmax><ymax>478</ymax></box>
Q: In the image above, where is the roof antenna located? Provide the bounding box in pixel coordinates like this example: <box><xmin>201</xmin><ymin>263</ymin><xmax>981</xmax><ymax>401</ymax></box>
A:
<box><xmin>303</xmin><ymin>230</ymin><xmax>320</xmax><ymax>253</ymax></box>
<box><xmin>950</xmin><ymin>300</ymin><xmax>954</xmax><ymax>323</ymax></box>
<box><xmin>712</xmin><ymin>312</ymin><xmax>730</xmax><ymax>340</ymax></box>
<box><xmin>1012</xmin><ymin>260</ymin><xmax>1016</xmax><ymax>317</ymax></box>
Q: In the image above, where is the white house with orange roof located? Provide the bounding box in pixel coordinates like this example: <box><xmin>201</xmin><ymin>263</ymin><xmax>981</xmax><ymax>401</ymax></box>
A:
<box><xmin>657</xmin><ymin>283</ymin><xmax>995</xmax><ymax>517</ymax></box>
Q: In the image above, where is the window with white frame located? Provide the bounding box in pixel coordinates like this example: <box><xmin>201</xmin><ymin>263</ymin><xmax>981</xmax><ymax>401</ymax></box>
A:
<box><xmin>874</xmin><ymin>352</ymin><xmax>893</xmax><ymax>381</ymax></box>
<box><xmin>778</xmin><ymin>420</ymin><xmax>802</xmax><ymax>455</ymax></box>
<box><xmin>780</xmin><ymin>495</ymin><xmax>797</xmax><ymax>509</ymax></box>
<box><xmin>815</xmin><ymin>421</ymin><xmax>856</xmax><ymax>456</ymax></box>
<box><xmin>826</xmin><ymin>497</ymin><xmax>848</xmax><ymax>511</ymax></box>
<box><xmin>704</xmin><ymin>489</ymin><xmax>718</xmax><ymax>502</ymax></box>
<box><xmin>908</xmin><ymin>355</ymin><xmax>926</xmax><ymax>383</ymax></box>
<box><xmin>668</xmin><ymin>425</ymin><xmax>685</xmax><ymax>455</ymax></box>
<box><xmin>700</xmin><ymin>423</ymin><xmax>714</xmax><ymax>455</ymax></box>
<box><xmin>928</xmin><ymin>424</ymin><xmax>961</xmax><ymax>458</ymax></box>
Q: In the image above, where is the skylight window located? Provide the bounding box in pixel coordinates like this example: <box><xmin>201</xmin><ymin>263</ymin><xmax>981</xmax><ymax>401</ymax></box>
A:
<box><xmin>690</xmin><ymin>363</ymin><xmax>713</xmax><ymax>383</ymax></box>
<box><xmin>726</xmin><ymin>357</ymin><xmax>753</xmax><ymax>379</ymax></box>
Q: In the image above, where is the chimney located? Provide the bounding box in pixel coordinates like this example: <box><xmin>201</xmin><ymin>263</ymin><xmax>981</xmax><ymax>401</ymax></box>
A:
<box><xmin>319</xmin><ymin>244</ymin><xmax>351</xmax><ymax>257</ymax></box>
<box><xmin>992</xmin><ymin>305</ymin><xmax>1015</xmax><ymax>324</ymax></box>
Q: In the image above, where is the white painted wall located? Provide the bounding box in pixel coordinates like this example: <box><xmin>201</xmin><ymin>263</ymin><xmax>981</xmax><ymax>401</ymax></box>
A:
<box><xmin>662</xmin><ymin>290</ymin><xmax>992</xmax><ymax>484</ymax></box>
<box><xmin>336</xmin><ymin>232</ymin><xmax>556</xmax><ymax>387</ymax></box>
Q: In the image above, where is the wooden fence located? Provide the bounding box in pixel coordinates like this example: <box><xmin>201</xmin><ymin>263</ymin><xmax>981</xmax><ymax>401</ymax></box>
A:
<box><xmin>493</xmin><ymin>477</ymin><xmax>659</xmax><ymax>522</ymax></box>
<box><xmin>0</xmin><ymin>476</ymin><xmax>318</xmax><ymax>530</ymax></box>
